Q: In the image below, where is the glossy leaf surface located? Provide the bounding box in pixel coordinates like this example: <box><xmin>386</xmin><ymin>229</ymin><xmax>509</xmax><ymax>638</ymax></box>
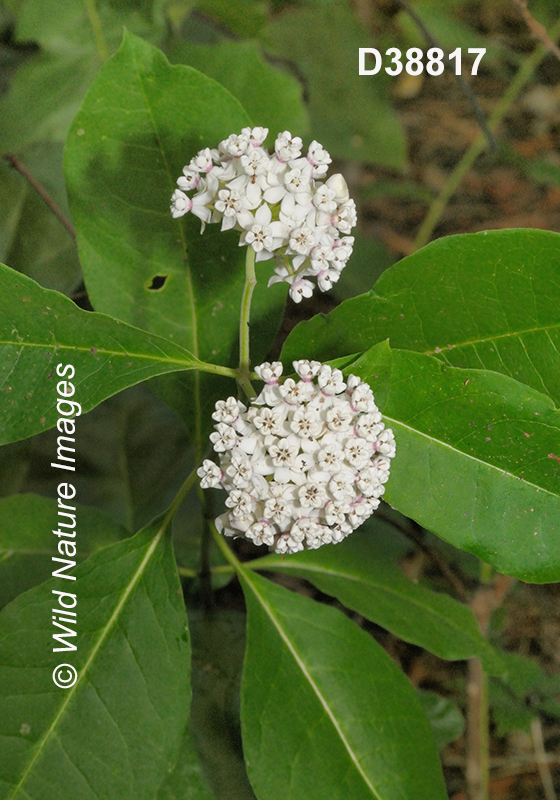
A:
<box><xmin>64</xmin><ymin>33</ymin><xmax>286</xmax><ymax>434</ymax></box>
<box><xmin>283</xmin><ymin>230</ymin><xmax>560</xmax><ymax>405</ymax></box>
<box><xmin>0</xmin><ymin>517</ymin><xmax>190</xmax><ymax>800</ymax></box>
<box><xmin>0</xmin><ymin>263</ymin><xmax>205</xmax><ymax>445</ymax></box>
<box><xmin>167</xmin><ymin>40</ymin><xmax>309</xmax><ymax>138</ymax></box>
<box><xmin>0</xmin><ymin>493</ymin><xmax>126</xmax><ymax>608</ymax></box>
<box><xmin>255</xmin><ymin>531</ymin><xmax>504</xmax><ymax>673</ymax></box>
<box><xmin>240</xmin><ymin>568</ymin><xmax>447</xmax><ymax>800</ymax></box>
<box><xmin>352</xmin><ymin>343</ymin><xmax>560</xmax><ymax>582</ymax></box>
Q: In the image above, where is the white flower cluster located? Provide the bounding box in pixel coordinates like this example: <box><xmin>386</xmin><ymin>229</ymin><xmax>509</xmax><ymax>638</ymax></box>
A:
<box><xmin>197</xmin><ymin>360</ymin><xmax>395</xmax><ymax>554</ymax></box>
<box><xmin>170</xmin><ymin>128</ymin><xmax>357</xmax><ymax>303</ymax></box>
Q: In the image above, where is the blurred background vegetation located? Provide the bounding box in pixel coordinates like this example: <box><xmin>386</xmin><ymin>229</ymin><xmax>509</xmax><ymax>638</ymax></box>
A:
<box><xmin>2</xmin><ymin>1</ymin><xmax>560</xmax><ymax>798</ymax></box>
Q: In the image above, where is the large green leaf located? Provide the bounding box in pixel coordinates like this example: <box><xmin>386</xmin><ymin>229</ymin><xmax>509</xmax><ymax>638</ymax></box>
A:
<box><xmin>64</xmin><ymin>32</ymin><xmax>287</xmax><ymax>435</ymax></box>
<box><xmin>239</xmin><ymin>568</ymin><xmax>447</xmax><ymax>800</ymax></box>
<box><xmin>283</xmin><ymin>230</ymin><xmax>560</xmax><ymax>406</ymax></box>
<box><xmin>0</xmin><ymin>493</ymin><xmax>126</xmax><ymax>608</ymax></box>
<box><xmin>0</xmin><ymin>516</ymin><xmax>190</xmax><ymax>800</ymax></box>
<box><xmin>265</xmin><ymin>0</ymin><xmax>406</xmax><ymax>167</ymax></box>
<box><xmin>253</xmin><ymin>530</ymin><xmax>505</xmax><ymax>673</ymax></box>
<box><xmin>0</xmin><ymin>263</ymin><xmax>211</xmax><ymax>445</ymax></box>
<box><xmin>166</xmin><ymin>40</ymin><xmax>309</xmax><ymax>138</ymax></box>
<box><xmin>351</xmin><ymin>342</ymin><xmax>560</xmax><ymax>582</ymax></box>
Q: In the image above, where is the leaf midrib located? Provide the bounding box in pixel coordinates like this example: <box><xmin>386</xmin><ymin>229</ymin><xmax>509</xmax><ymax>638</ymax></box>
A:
<box><xmin>385</xmin><ymin>415</ymin><xmax>559</xmax><ymax>501</ymax></box>
<box><xmin>0</xmin><ymin>337</ymin><xmax>198</xmax><ymax>367</ymax></box>
<box><xmin>243</xmin><ymin>569</ymin><xmax>384</xmax><ymax>800</ymax></box>
<box><xmin>254</xmin><ymin>561</ymin><xmax>485</xmax><ymax>656</ymax></box>
<box><xmin>423</xmin><ymin>320</ymin><xmax>560</xmax><ymax>356</ymax></box>
<box><xmin>8</xmin><ymin>524</ymin><xmax>166</xmax><ymax>800</ymax></box>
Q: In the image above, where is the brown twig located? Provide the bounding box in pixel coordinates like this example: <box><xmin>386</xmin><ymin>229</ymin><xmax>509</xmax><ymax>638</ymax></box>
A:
<box><xmin>376</xmin><ymin>508</ymin><xmax>470</xmax><ymax>601</ymax></box>
<box><xmin>396</xmin><ymin>0</ymin><xmax>497</xmax><ymax>152</ymax></box>
<box><xmin>531</xmin><ymin>717</ymin><xmax>558</xmax><ymax>800</ymax></box>
<box><xmin>466</xmin><ymin>573</ymin><xmax>516</xmax><ymax>800</ymax></box>
<box><xmin>511</xmin><ymin>0</ymin><xmax>560</xmax><ymax>62</ymax></box>
<box><xmin>3</xmin><ymin>153</ymin><xmax>76</xmax><ymax>240</ymax></box>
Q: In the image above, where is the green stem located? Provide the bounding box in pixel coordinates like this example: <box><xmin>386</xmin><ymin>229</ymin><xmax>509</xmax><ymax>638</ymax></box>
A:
<box><xmin>413</xmin><ymin>16</ymin><xmax>560</xmax><ymax>252</ymax></box>
<box><xmin>161</xmin><ymin>464</ymin><xmax>199</xmax><ymax>532</ymax></box>
<box><xmin>211</xmin><ymin>523</ymin><xmax>243</xmax><ymax>573</ymax></box>
<box><xmin>238</xmin><ymin>247</ymin><xmax>257</xmax><ymax>399</ymax></box>
<box><xmin>195</xmin><ymin>361</ymin><xmax>237</xmax><ymax>378</ymax></box>
<box><xmin>82</xmin><ymin>0</ymin><xmax>110</xmax><ymax>62</ymax></box>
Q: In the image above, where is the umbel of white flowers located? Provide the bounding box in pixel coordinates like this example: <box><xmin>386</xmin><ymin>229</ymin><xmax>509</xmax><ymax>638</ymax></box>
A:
<box><xmin>197</xmin><ymin>360</ymin><xmax>396</xmax><ymax>554</ymax></box>
<box><xmin>170</xmin><ymin>128</ymin><xmax>357</xmax><ymax>303</ymax></box>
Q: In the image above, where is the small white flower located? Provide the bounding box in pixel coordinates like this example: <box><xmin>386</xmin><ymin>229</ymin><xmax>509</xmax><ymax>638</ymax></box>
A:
<box><xmin>328</xmin><ymin>471</ymin><xmax>355</xmax><ymax>501</ymax></box>
<box><xmin>376</xmin><ymin>429</ymin><xmax>396</xmax><ymax>458</ymax></box>
<box><xmin>289</xmin><ymin>226</ymin><xmax>316</xmax><ymax>255</ymax></box>
<box><xmin>293</xmin><ymin>360</ymin><xmax>322</xmax><ymax>381</ymax></box>
<box><xmin>197</xmin><ymin>459</ymin><xmax>222</xmax><ymax>488</ymax></box>
<box><xmin>318</xmin><ymin>443</ymin><xmax>344</xmax><ymax>473</ymax></box>
<box><xmin>254</xmin><ymin>361</ymin><xmax>283</xmax><ymax>384</ymax></box>
<box><xmin>177</xmin><ymin>168</ymin><xmax>200</xmax><ymax>191</ymax></box>
<box><xmin>246</xmin><ymin>519</ymin><xmax>275</xmax><ymax>546</ymax></box>
<box><xmin>210</xmin><ymin>422</ymin><xmax>237</xmax><ymax>452</ymax></box>
<box><xmin>212</xmin><ymin>396</ymin><xmax>245</xmax><ymax>424</ymax></box>
<box><xmin>291</xmin><ymin>408</ymin><xmax>322</xmax><ymax>438</ymax></box>
<box><xmin>344</xmin><ymin>437</ymin><xmax>371</xmax><ymax>468</ymax></box>
<box><xmin>289</xmin><ymin>279</ymin><xmax>314</xmax><ymax>304</ymax></box>
<box><xmin>275</xmin><ymin>131</ymin><xmax>303</xmax><ymax>161</ymax></box>
<box><xmin>269</xmin><ymin>438</ymin><xmax>299</xmax><ymax>467</ymax></box>
<box><xmin>298</xmin><ymin>481</ymin><xmax>327</xmax><ymax>508</ymax></box>
<box><xmin>170</xmin><ymin>189</ymin><xmax>191</xmax><ymax>218</ymax></box>
<box><xmin>326</xmin><ymin>405</ymin><xmax>353</xmax><ymax>433</ymax></box>
<box><xmin>318</xmin><ymin>365</ymin><xmax>346</xmax><ymax>395</ymax></box>
<box><xmin>225</xmin><ymin>489</ymin><xmax>256</xmax><ymax>519</ymax></box>
<box><xmin>242</xmin><ymin>126</ymin><xmax>269</xmax><ymax>147</ymax></box>
<box><xmin>225</xmin><ymin>452</ymin><xmax>253</xmax><ymax>488</ymax></box>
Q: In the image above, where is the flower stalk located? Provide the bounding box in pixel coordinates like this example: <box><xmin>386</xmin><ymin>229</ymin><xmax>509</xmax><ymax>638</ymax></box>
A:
<box><xmin>238</xmin><ymin>246</ymin><xmax>257</xmax><ymax>400</ymax></box>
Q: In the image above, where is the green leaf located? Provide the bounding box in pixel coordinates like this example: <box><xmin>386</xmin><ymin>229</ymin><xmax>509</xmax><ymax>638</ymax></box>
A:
<box><xmin>352</xmin><ymin>342</ymin><xmax>560</xmax><ymax>583</ymax></box>
<box><xmin>0</xmin><ymin>493</ymin><xmax>127</xmax><ymax>608</ymax></box>
<box><xmin>4</xmin><ymin>0</ymin><xmax>168</xmax><ymax>56</ymax></box>
<box><xmin>0</xmin><ymin>263</ymin><xmax>208</xmax><ymax>446</ymax></box>
<box><xmin>265</xmin><ymin>1</ymin><xmax>407</xmax><ymax>167</ymax></box>
<box><xmin>0</xmin><ymin>515</ymin><xmax>190</xmax><ymax>800</ymax></box>
<box><xmin>253</xmin><ymin>530</ymin><xmax>505</xmax><ymax>673</ymax></box>
<box><xmin>418</xmin><ymin>690</ymin><xmax>464</xmax><ymax>749</ymax></box>
<box><xmin>194</xmin><ymin>0</ymin><xmax>269</xmax><ymax>39</ymax></box>
<box><xmin>0</xmin><ymin>55</ymin><xmax>98</xmax><ymax>152</ymax></box>
<box><xmin>64</xmin><ymin>32</ymin><xmax>287</xmax><ymax>435</ymax></box>
<box><xmin>282</xmin><ymin>230</ymin><xmax>560</xmax><ymax>407</ymax></box>
<box><xmin>166</xmin><ymin>40</ymin><xmax>310</xmax><ymax>139</ymax></box>
<box><xmin>239</xmin><ymin>568</ymin><xmax>447</xmax><ymax>800</ymax></box>
<box><xmin>0</xmin><ymin>145</ymin><xmax>81</xmax><ymax>294</ymax></box>
<box><xmin>157</xmin><ymin>727</ymin><xmax>215</xmax><ymax>800</ymax></box>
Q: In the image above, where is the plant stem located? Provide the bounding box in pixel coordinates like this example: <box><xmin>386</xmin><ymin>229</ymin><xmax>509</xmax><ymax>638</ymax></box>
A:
<box><xmin>238</xmin><ymin>246</ymin><xmax>257</xmax><ymax>399</ymax></box>
<box><xmin>211</xmin><ymin>522</ymin><xmax>243</xmax><ymax>572</ymax></box>
<box><xmin>82</xmin><ymin>0</ymin><xmax>110</xmax><ymax>62</ymax></box>
<box><xmin>413</xmin><ymin>15</ymin><xmax>560</xmax><ymax>251</ymax></box>
<box><xmin>466</xmin><ymin>658</ymin><xmax>490</xmax><ymax>800</ymax></box>
<box><xmin>161</xmin><ymin>464</ymin><xmax>199</xmax><ymax>531</ymax></box>
<box><xmin>3</xmin><ymin>154</ymin><xmax>76</xmax><ymax>240</ymax></box>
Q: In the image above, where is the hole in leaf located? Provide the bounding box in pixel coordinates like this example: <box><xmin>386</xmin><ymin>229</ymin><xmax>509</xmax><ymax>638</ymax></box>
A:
<box><xmin>147</xmin><ymin>274</ymin><xmax>168</xmax><ymax>291</ymax></box>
